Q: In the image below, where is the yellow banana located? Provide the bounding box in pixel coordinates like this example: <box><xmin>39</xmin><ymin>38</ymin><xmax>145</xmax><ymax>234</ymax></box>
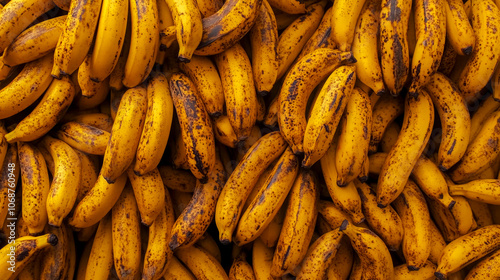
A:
<box><xmin>428</xmin><ymin>219</ymin><xmax>447</xmax><ymax>264</ymax></box>
<box><xmin>229</xmin><ymin>253</ymin><xmax>256</xmax><ymax>280</ymax></box>
<box><xmin>89</xmin><ymin>0</ymin><xmax>128</xmax><ymax>82</ymax></box>
<box><xmin>214</xmin><ymin>43</ymin><xmax>257</xmax><ymax>141</ymax></box>
<box><xmin>348</xmin><ymin>255</ymin><xmax>362</xmax><ymax>280</ymax></box>
<box><xmin>214</xmin><ymin>115</ymin><xmax>238</xmax><ymax>148</ymax></box>
<box><xmin>0</xmin><ymin>54</ymin><xmax>53</xmax><ymax>120</ymax></box>
<box><xmin>458</xmin><ymin>0</ymin><xmax>500</xmax><ymax>103</ymax></box>
<box><xmin>76</xmin><ymin>240</ymin><xmax>93</xmax><ymax>280</ymax></box>
<box><xmin>339</xmin><ymin>220</ymin><xmax>394</xmax><ymax>280</ymax></box>
<box><xmin>377</xmin><ymin>88</ymin><xmax>434</xmax><ymax>207</ymax></box>
<box><xmin>234</xmin><ymin>148</ymin><xmax>299</xmax><ymax>246</ymax></box>
<box><xmin>468</xmin><ymin>200</ymin><xmax>493</xmax><ymax>228</ymax></box>
<box><xmin>439</xmin><ymin>40</ymin><xmax>458</xmax><ymax>75</ymax></box>
<box><xmin>267</xmin><ymin>0</ymin><xmax>304</xmax><ymax>14</ymax></box>
<box><xmin>2</xmin><ymin>15</ymin><xmax>66</xmax><ymax>67</ymax></box>
<box><xmin>303</xmin><ymin>65</ymin><xmax>357</xmax><ymax>168</ymax></box>
<box><xmin>162</xmin><ymin>256</ymin><xmax>196</xmax><ymax>280</ymax></box>
<box><xmin>263</xmin><ymin>94</ymin><xmax>279</xmax><ymax>128</ymax></box>
<box><xmin>449</xmin><ymin>179</ymin><xmax>500</xmax><ymax>205</ymax></box>
<box><xmin>55</xmin><ymin>121</ymin><xmax>110</xmax><ymax>155</ymax></box>
<box><xmin>175</xmin><ymin>245</ymin><xmax>229</xmax><ymax>280</ymax></box>
<box><xmin>379</xmin><ymin>0</ymin><xmax>412</xmax><ymax>95</ymax></box>
<box><xmin>40</xmin><ymin>136</ymin><xmax>81</xmax><ymax>226</ymax></box>
<box><xmin>335</xmin><ymin>87</ymin><xmax>372</xmax><ymax>185</ymax></box>
<box><xmin>324</xmin><ymin>236</ymin><xmax>354</xmax><ymax>280</ymax></box>
<box><xmin>470</xmin><ymin>95</ymin><xmax>500</xmax><ymax>141</ymax></box>
<box><xmin>195</xmin><ymin>0</ymin><xmax>222</xmax><ymax>17</ymax></box>
<box><xmin>271</xmin><ymin>166</ymin><xmax>318</xmax><ymax>277</ymax></box>
<box><xmin>196</xmin><ymin>232</ymin><xmax>221</xmax><ymax>262</ymax></box>
<box><xmin>112</xmin><ymin>185</ymin><xmax>141</xmax><ymax>280</ymax></box>
<box><xmin>169</xmin><ymin>72</ymin><xmax>215</xmax><ymax>181</ymax></box>
<box><xmin>215</xmin><ymin>131</ymin><xmax>287</xmax><ymax>244</ymax></box>
<box><xmin>278</xmin><ymin>48</ymin><xmax>353</xmax><ymax>155</ymax></box>
<box><xmin>0</xmin><ymin>0</ymin><xmax>55</xmax><ymax>53</ymax></box>
<box><xmin>425</xmin><ymin>72</ymin><xmax>471</xmax><ymax>170</ymax></box>
<box><xmin>69</xmin><ymin>112</ymin><xmax>113</xmax><ymax>132</ymax></box>
<box><xmin>428</xmin><ymin>196</ymin><xmax>460</xmax><ymax>242</ymax></box>
<box><xmin>40</xmin><ymin>224</ymin><xmax>69</xmax><ymax>280</ymax></box>
<box><xmin>445</xmin><ymin>0</ymin><xmax>475</xmax><ymax>56</ymax></box>
<box><xmin>369</xmin><ymin>94</ymin><xmax>404</xmax><ymax>153</ymax></box>
<box><xmin>77</xmin><ymin>54</ymin><xmax>110</xmax><ymax>100</ymax></box>
<box><xmin>123</xmin><ymin>0</ymin><xmax>159</xmax><ymax>87</ymax></box>
<box><xmin>134</xmin><ymin>72</ymin><xmax>173</xmax><ymax>175</ymax></box>
<box><xmin>252</xmin><ymin>238</ymin><xmax>278</xmax><ymax>280</ymax></box>
<box><xmin>52</xmin><ymin>0</ymin><xmax>102</xmax><ymax>76</ymax></box>
<box><xmin>108</xmin><ymin>55</ymin><xmax>127</xmax><ymax>91</ymax></box>
<box><xmin>449</xmin><ymin>195</ymin><xmax>475</xmax><ymax>236</ymax></box>
<box><xmin>0</xmin><ymin>144</ymin><xmax>19</xmax><ymax>235</ymax></box>
<box><xmin>169</xmin><ymin>158</ymin><xmax>225</xmax><ymax>250</ymax></box>
<box><xmin>74</xmin><ymin>150</ymin><xmax>100</xmax><ymax>204</ymax></box>
<box><xmin>85</xmin><ymin>214</ymin><xmax>113</xmax><ymax>280</ymax></box>
<box><xmin>250</xmin><ymin>0</ymin><xmax>279</xmax><ymax>94</ymax></box>
<box><xmin>297</xmin><ymin>6</ymin><xmax>335</xmax><ymax>61</ymax></box>
<box><xmin>101</xmin><ymin>86</ymin><xmax>147</xmax><ymax>183</ymax></box>
<box><xmin>330</xmin><ymin>0</ymin><xmax>366</xmax><ymax>52</ymax></box>
<box><xmin>179</xmin><ymin>55</ymin><xmax>224</xmax><ymax>118</ymax></box>
<box><xmin>69</xmin><ymin>173</ymin><xmax>128</xmax><ymax>228</ymax></box>
<box><xmin>18</xmin><ymin>142</ymin><xmax>49</xmax><ymax>236</ymax></box>
<box><xmin>36</xmin><ymin>142</ymin><xmax>55</xmax><ymax>176</ymax></box>
<box><xmin>435</xmin><ymin>225</ymin><xmax>500</xmax><ymax>278</ymax></box>
<box><xmin>158</xmin><ymin>165</ymin><xmax>197</xmax><ymax>192</ymax></box>
<box><xmin>465</xmin><ymin>248</ymin><xmax>500</xmax><ymax>279</ymax></box>
<box><xmin>236</xmin><ymin>125</ymin><xmax>262</xmax><ymax>162</ymax></box>
<box><xmin>380</xmin><ymin>121</ymin><xmax>401</xmax><ymax>153</ymax></box>
<box><xmin>258</xmin><ymin>200</ymin><xmax>286</xmax><ymax>248</ymax></box>
<box><xmin>394</xmin><ymin>261</ymin><xmax>437</xmax><ymax>280</ymax></box>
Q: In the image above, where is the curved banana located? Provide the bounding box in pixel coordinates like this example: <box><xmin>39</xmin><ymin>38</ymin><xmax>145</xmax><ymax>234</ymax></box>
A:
<box><xmin>0</xmin><ymin>54</ymin><xmax>53</xmax><ymax>120</ymax></box>
<box><xmin>470</xmin><ymin>95</ymin><xmax>500</xmax><ymax>141</ymax></box>
<box><xmin>465</xmin><ymin>248</ymin><xmax>500</xmax><ymax>279</ymax></box>
<box><xmin>162</xmin><ymin>256</ymin><xmax>196</xmax><ymax>280</ymax></box>
<box><xmin>429</xmin><ymin>219</ymin><xmax>447</xmax><ymax>264</ymax></box>
<box><xmin>40</xmin><ymin>136</ymin><xmax>81</xmax><ymax>226</ymax></box>
<box><xmin>394</xmin><ymin>261</ymin><xmax>437</xmax><ymax>280</ymax></box>
<box><xmin>449</xmin><ymin>179</ymin><xmax>500</xmax><ymax>205</ymax></box>
<box><xmin>18</xmin><ymin>142</ymin><xmax>50</xmax><ymax>236</ymax></box>
<box><xmin>263</xmin><ymin>94</ymin><xmax>279</xmax><ymax>128</ymax></box>
<box><xmin>77</xmin><ymin>54</ymin><xmax>110</xmax><ymax>99</ymax></box>
<box><xmin>425</xmin><ymin>72</ymin><xmax>471</xmax><ymax>170</ymax></box>
<box><xmin>252</xmin><ymin>238</ymin><xmax>277</xmax><ymax>280</ymax></box>
<box><xmin>449</xmin><ymin>195</ymin><xmax>475</xmax><ymax>236</ymax></box>
<box><xmin>112</xmin><ymin>186</ymin><xmax>141</xmax><ymax>280</ymax></box>
<box><xmin>428</xmin><ymin>196</ymin><xmax>460</xmax><ymax>242</ymax></box>
<box><xmin>2</xmin><ymin>15</ymin><xmax>66</xmax><ymax>67</ymax></box>
<box><xmin>40</xmin><ymin>224</ymin><xmax>69</xmax><ymax>280</ymax></box>
<box><xmin>169</xmin><ymin>72</ymin><xmax>215</xmax><ymax>181</ymax></box>
<box><xmin>101</xmin><ymin>86</ymin><xmax>147</xmax><ymax>183</ymax></box>
<box><xmin>175</xmin><ymin>245</ymin><xmax>229</xmax><ymax>280</ymax></box>
<box><xmin>89</xmin><ymin>0</ymin><xmax>128</xmax><ymax>82</ymax></box>
<box><xmin>267</xmin><ymin>0</ymin><xmax>304</xmax><ymax>14</ymax></box>
<box><xmin>52</xmin><ymin>0</ymin><xmax>102</xmax><ymax>76</ymax></box>
<box><xmin>435</xmin><ymin>225</ymin><xmax>500</xmax><ymax>278</ymax></box>
<box><xmin>445</xmin><ymin>0</ymin><xmax>475</xmax><ymax>56</ymax></box>
<box><xmin>325</xmin><ymin>236</ymin><xmax>354</xmax><ymax>280</ymax></box>
<box><xmin>297</xmin><ymin>6</ymin><xmax>335</xmax><ymax>61</ymax></box>
<box><xmin>439</xmin><ymin>40</ymin><xmax>458</xmax><ymax>75</ymax></box>
<box><xmin>56</xmin><ymin>122</ymin><xmax>110</xmax><ymax>155</ymax></box>
<box><xmin>85</xmin><ymin>214</ymin><xmax>113</xmax><ymax>280</ymax></box>
<box><xmin>214</xmin><ymin>115</ymin><xmax>238</xmax><ymax>148</ymax></box>
<box><xmin>379</xmin><ymin>0</ymin><xmax>412</xmax><ymax>95</ymax></box>
<box><xmin>158</xmin><ymin>165</ymin><xmax>197</xmax><ymax>192</ymax></box>
<box><xmin>74</xmin><ymin>150</ymin><xmax>100</xmax><ymax>204</ymax></box>
<box><xmin>279</xmin><ymin>48</ymin><xmax>354</xmax><ymax>155</ymax></box>
<box><xmin>458</xmin><ymin>0</ymin><xmax>500</xmax><ymax>102</ymax></box>
<box><xmin>330</xmin><ymin>0</ymin><xmax>366</xmax><ymax>52</ymax></box>
<box><xmin>165</xmin><ymin>0</ymin><xmax>202</xmax><ymax>61</ymax></box>
<box><xmin>69</xmin><ymin>112</ymin><xmax>113</xmax><ymax>132</ymax></box>
<box><xmin>234</xmin><ymin>148</ymin><xmax>299</xmax><ymax>246</ymax></box>
<box><xmin>258</xmin><ymin>200</ymin><xmax>286</xmax><ymax>248</ymax></box>
<box><xmin>468</xmin><ymin>200</ymin><xmax>493</xmax><ymax>228</ymax></box>
<box><xmin>214</xmin><ymin>43</ymin><xmax>257</xmax><ymax>141</ymax></box>
<box><xmin>134</xmin><ymin>72</ymin><xmax>173</xmax><ymax>175</ymax></box>
<box><xmin>377</xmin><ymin>88</ymin><xmax>434</xmax><ymax>207</ymax></box>
<box><xmin>369</xmin><ymin>94</ymin><xmax>404</xmax><ymax>153</ymax></box>
<box><xmin>250</xmin><ymin>0</ymin><xmax>279</xmax><ymax>94</ymax></box>
<box><xmin>229</xmin><ymin>253</ymin><xmax>256</xmax><ymax>280</ymax></box>
<box><xmin>195</xmin><ymin>0</ymin><xmax>223</xmax><ymax>17</ymax></box>
<box><xmin>215</xmin><ymin>131</ymin><xmax>287</xmax><ymax>244</ymax></box>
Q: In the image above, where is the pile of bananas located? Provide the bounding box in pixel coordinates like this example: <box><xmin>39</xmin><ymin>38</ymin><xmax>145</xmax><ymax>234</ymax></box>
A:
<box><xmin>3</xmin><ymin>0</ymin><xmax>500</xmax><ymax>278</ymax></box>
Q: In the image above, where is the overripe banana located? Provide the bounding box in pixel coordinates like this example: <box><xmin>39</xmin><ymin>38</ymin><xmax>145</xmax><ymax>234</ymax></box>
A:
<box><xmin>330</xmin><ymin>0</ymin><xmax>367</xmax><ymax>52</ymax></box>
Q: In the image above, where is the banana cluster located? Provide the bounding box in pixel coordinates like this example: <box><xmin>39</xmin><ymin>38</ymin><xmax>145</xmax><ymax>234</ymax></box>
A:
<box><xmin>2</xmin><ymin>0</ymin><xmax>500</xmax><ymax>279</ymax></box>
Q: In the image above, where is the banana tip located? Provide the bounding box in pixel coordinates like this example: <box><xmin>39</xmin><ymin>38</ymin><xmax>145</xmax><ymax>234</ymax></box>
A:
<box><xmin>462</xmin><ymin>46</ymin><xmax>473</xmax><ymax>56</ymax></box>
<box><xmin>339</xmin><ymin>220</ymin><xmax>349</xmax><ymax>231</ymax></box>
<box><xmin>448</xmin><ymin>200</ymin><xmax>457</xmax><ymax>210</ymax></box>
<box><xmin>220</xmin><ymin>239</ymin><xmax>231</xmax><ymax>246</ymax></box>
<box><xmin>258</xmin><ymin>90</ymin><xmax>269</xmax><ymax>97</ymax></box>
<box><xmin>177</xmin><ymin>56</ymin><xmax>191</xmax><ymax>63</ymax></box>
<box><xmin>358</xmin><ymin>175</ymin><xmax>368</xmax><ymax>183</ymax></box>
<box><xmin>336</xmin><ymin>180</ymin><xmax>348</xmax><ymax>187</ymax></box>
<box><xmin>434</xmin><ymin>272</ymin><xmax>445</xmax><ymax>279</ymax></box>
<box><xmin>48</xmin><ymin>234</ymin><xmax>59</xmax><ymax>246</ymax></box>
<box><xmin>438</xmin><ymin>164</ymin><xmax>448</xmax><ymax>172</ymax></box>
<box><xmin>377</xmin><ymin>203</ymin><xmax>387</xmax><ymax>209</ymax></box>
<box><xmin>407</xmin><ymin>265</ymin><xmax>420</xmax><ymax>271</ymax></box>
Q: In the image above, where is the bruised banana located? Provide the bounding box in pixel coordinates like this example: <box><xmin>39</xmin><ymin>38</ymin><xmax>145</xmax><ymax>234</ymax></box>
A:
<box><xmin>165</xmin><ymin>0</ymin><xmax>202</xmax><ymax>61</ymax></box>
<box><xmin>465</xmin><ymin>248</ymin><xmax>500</xmax><ymax>279</ymax></box>
<box><xmin>297</xmin><ymin>6</ymin><xmax>335</xmax><ymax>60</ymax></box>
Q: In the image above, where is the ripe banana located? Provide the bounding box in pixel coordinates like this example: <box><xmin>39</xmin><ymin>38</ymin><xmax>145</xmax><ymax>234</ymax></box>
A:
<box><xmin>468</xmin><ymin>200</ymin><xmax>493</xmax><ymax>228</ymax></box>
<box><xmin>267</xmin><ymin>0</ymin><xmax>304</xmax><ymax>14</ymax></box>
<box><xmin>169</xmin><ymin>72</ymin><xmax>215</xmax><ymax>181</ymax></box>
<box><xmin>175</xmin><ymin>245</ymin><xmax>229</xmax><ymax>280</ymax></box>
<box><xmin>85</xmin><ymin>214</ymin><xmax>113</xmax><ymax>280</ymax></box>
<box><xmin>428</xmin><ymin>196</ymin><xmax>460</xmax><ymax>242</ymax></box>
<box><xmin>134</xmin><ymin>72</ymin><xmax>173</xmax><ymax>175</ymax></box>
<box><xmin>470</xmin><ymin>95</ymin><xmax>500</xmax><ymax>141</ymax></box>
<box><xmin>297</xmin><ymin>6</ymin><xmax>335</xmax><ymax>61</ymax></box>
<box><xmin>377</xmin><ymin>88</ymin><xmax>434</xmax><ymax>207</ymax></box>
<box><xmin>101</xmin><ymin>86</ymin><xmax>147</xmax><ymax>184</ymax></box>
<box><xmin>214</xmin><ymin>115</ymin><xmax>238</xmax><ymax>148</ymax></box>
<box><xmin>229</xmin><ymin>253</ymin><xmax>256</xmax><ymax>280</ymax></box>
<box><xmin>69</xmin><ymin>112</ymin><xmax>113</xmax><ymax>132</ymax></box>
<box><xmin>449</xmin><ymin>179</ymin><xmax>500</xmax><ymax>205</ymax></box>
<box><xmin>324</xmin><ymin>236</ymin><xmax>354</xmax><ymax>280</ymax></box>
<box><xmin>77</xmin><ymin>54</ymin><xmax>110</xmax><ymax>99</ymax></box>
<box><xmin>449</xmin><ymin>195</ymin><xmax>475</xmax><ymax>236</ymax></box>
<box><xmin>445</xmin><ymin>0</ymin><xmax>475</xmax><ymax>56</ymax></box>
<box><xmin>252</xmin><ymin>238</ymin><xmax>278</xmax><ymax>280</ymax></box>
<box><xmin>165</xmin><ymin>0</ymin><xmax>202</xmax><ymax>61</ymax></box>
<box><xmin>439</xmin><ymin>40</ymin><xmax>458</xmax><ymax>75</ymax></box>
<box><xmin>158</xmin><ymin>165</ymin><xmax>197</xmax><ymax>192</ymax></box>
<box><xmin>40</xmin><ymin>224</ymin><xmax>69</xmax><ymax>280</ymax></box>
<box><xmin>369</xmin><ymin>94</ymin><xmax>404</xmax><ymax>153</ymax></box>
<box><xmin>428</xmin><ymin>219</ymin><xmax>447</xmax><ymax>264</ymax></box>
<box><xmin>379</xmin><ymin>0</ymin><xmax>412</xmax><ymax>95</ymax></box>
<box><xmin>74</xmin><ymin>150</ymin><xmax>99</xmax><ymax>204</ymax></box>
<box><xmin>465</xmin><ymin>248</ymin><xmax>500</xmax><ymax>279</ymax></box>
<box><xmin>56</xmin><ymin>122</ymin><xmax>110</xmax><ymax>155</ymax></box>
<box><xmin>162</xmin><ymin>256</ymin><xmax>196</xmax><ymax>280</ymax></box>
<box><xmin>330</xmin><ymin>0</ymin><xmax>366</xmax><ymax>52</ymax></box>
<box><xmin>195</xmin><ymin>0</ymin><xmax>222</xmax><ymax>17</ymax></box>
<box><xmin>258</xmin><ymin>200</ymin><xmax>286</xmax><ymax>248</ymax></box>
<box><xmin>394</xmin><ymin>261</ymin><xmax>437</xmax><ymax>280</ymax></box>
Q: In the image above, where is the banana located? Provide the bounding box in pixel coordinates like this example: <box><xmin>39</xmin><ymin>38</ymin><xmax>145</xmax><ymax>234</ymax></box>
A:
<box><xmin>134</xmin><ymin>72</ymin><xmax>174</xmax><ymax>175</ymax></box>
<box><xmin>271</xmin><ymin>166</ymin><xmax>318</xmax><ymax>277</ymax></box>
<box><xmin>435</xmin><ymin>225</ymin><xmax>500</xmax><ymax>278</ymax></box>
<box><xmin>169</xmin><ymin>72</ymin><xmax>215</xmax><ymax>181</ymax></box>
<box><xmin>40</xmin><ymin>224</ymin><xmax>69</xmax><ymax>280</ymax></box>
<box><xmin>0</xmin><ymin>54</ymin><xmax>53</xmax><ymax>120</ymax></box>
<box><xmin>376</xmin><ymin>88</ymin><xmax>434</xmax><ymax>207</ymax></box>
<box><xmin>352</xmin><ymin>0</ymin><xmax>385</xmax><ymax>95</ymax></box>
<box><xmin>109</xmin><ymin>88</ymin><xmax>125</xmax><ymax>121</ymax></box>
<box><xmin>179</xmin><ymin>55</ymin><xmax>224</xmax><ymax>118</ymax></box>
<box><xmin>18</xmin><ymin>142</ymin><xmax>49</xmax><ymax>236</ymax></box>
<box><xmin>214</xmin><ymin>43</ymin><xmax>257</xmax><ymax>141</ymax></box>
<box><xmin>215</xmin><ymin>131</ymin><xmax>287</xmax><ymax>244</ymax></box>
<box><xmin>143</xmin><ymin>188</ymin><xmax>175</xmax><ymax>280</ymax></box>
<box><xmin>0</xmin><ymin>0</ymin><xmax>55</xmax><ymax>53</ymax></box>
<box><xmin>297</xmin><ymin>6</ymin><xmax>335</xmax><ymax>61</ymax></box>
<box><xmin>52</xmin><ymin>0</ymin><xmax>102</xmax><ymax>77</ymax></box>
<box><xmin>428</xmin><ymin>196</ymin><xmax>461</xmax><ymax>242</ymax></box>
<box><xmin>324</xmin><ymin>236</ymin><xmax>354</xmax><ymax>280</ymax></box>
<box><xmin>445</xmin><ymin>0</ymin><xmax>475</xmax><ymax>56</ymax></box>
<box><xmin>425</xmin><ymin>72</ymin><xmax>471</xmax><ymax>171</ymax></box>
<box><xmin>267</xmin><ymin>0</ymin><xmax>304</xmax><ymax>14</ymax></box>
<box><xmin>258</xmin><ymin>200</ymin><xmax>286</xmax><ymax>248</ymax></box>
<box><xmin>236</xmin><ymin>125</ymin><xmax>263</xmax><ymax>162</ymax></box>
<box><xmin>458</xmin><ymin>0</ymin><xmax>500</xmax><ymax>103</ymax></box>
<box><xmin>439</xmin><ymin>40</ymin><xmax>458</xmax><ymax>75</ymax></box>
<box><xmin>2</xmin><ymin>15</ymin><xmax>66</xmax><ymax>67</ymax></box>
<box><xmin>450</xmin><ymin>110</ymin><xmax>500</xmax><ymax>182</ymax></box>
<box><xmin>69</xmin><ymin>173</ymin><xmax>127</xmax><ymax>228</ymax></box>
<box><xmin>369</xmin><ymin>94</ymin><xmax>404</xmax><ymax>153</ymax></box>
<box><xmin>0</xmin><ymin>233</ymin><xmax>58</xmax><ymax>280</ymax></box>
<box><xmin>109</xmin><ymin>55</ymin><xmax>127</xmax><ymax>91</ymax></box>
<box><xmin>165</xmin><ymin>0</ymin><xmax>202</xmax><ymax>61</ymax></box>
<box><xmin>449</xmin><ymin>195</ymin><xmax>475</xmax><ymax>236</ymax></box>
<box><xmin>348</xmin><ymin>255</ymin><xmax>363</xmax><ymax>280</ymax></box>
<box><xmin>169</xmin><ymin>158</ymin><xmax>225</xmax><ymax>250</ymax></box>
<box><xmin>0</xmin><ymin>144</ymin><xmax>19</xmax><ymax>240</ymax></box>
<box><xmin>250</xmin><ymin>0</ymin><xmax>279</xmax><ymax>94</ymax></box>
<box><xmin>278</xmin><ymin>48</ymin><xmax>353</xmax><ymax>155</ymax></box>
<box><xmin>492</xmin><ymin>62</ymin><xmax>500</xmax><ymax>102</ymax></box>
<box><xmin>56</xmin><ymin>122</ymin><xmax>110</xmax><ymax>155</ymax></box>
<box><xmin>39</xmin><ymin>136</ymin><xmax>81</xmax><ymax>227</ymax></box>
<box><xmin>275</xmin><ymin>2</ymin><xmax>325</xmax><ymax>80</ymax></box>
<box><xmin>408</xmin><ymin>0</ymin><xmax>446</xmax><ymax>96</ymax></box>
<box><xmin>77</xmin><ymin>54</ymin><xmax>110</xmax><ymax>100</ymax></box>
<box><xmin>335</xmin><ymin>87</ymin><xmax>371</xmax><ymax>185</ymax></box>
<box><xmin>112</xmin><ymin>185</ymin><xmax>141</xmax><ymax>280</ymax></box>
<box><xmin>162</xmin><ymin>256</ymin><xmax>196</xmax><ymax>280</ymax></box>
<box><xmin>0</xmin><ymin>55</ymin><xmax>14</xmax><ymax>82</ymax></box>
<box><xmin>196</xmin><ymin>233</ymin><xmax>222</xmax><ymax>263</ymax></box>
<box><xmin>449</xmin><ymin>179</ymin><xmax>500</xmax><ymax>205</ymax></box>
<box><xmin>122</xmin><ymin>0</ymin><xmax>159</xmax><ymax>87</ymax></box>
<box><xmin>195</xmin><ymin>0</ymin><xmax>222</xmax><ymax>16</ymax></box>
<box><xmin>214</xmin><ymin>115</ymin><xmax>238</xmax><ymax>148</ymax></box>
<box><xmin>234</xmin><ymin>148</ymin><xmax>299</xmax><ymax>246</ymax></box>
<box><xmin>394</xmin><ymin>261</ymin><xmax>437</xmax><ymax>280</ymax></box>
<box><xmin>68</xmin><ymin>113</ymin><xmax>114</xmax><ymax>132</ymax></box>
<box><xmin>89</xmin><ymin>0</ymin><xmax>128</xmax><ymax>82</ymax></box>
<box><xmin>76</xmin><ymin>240</ymin><xmax>93</xmax><ymax>280</ymax></box>
<box><xmin>468</xmin><ymin>200</ymin><xmax>493</xmax><ymax>228</ymax></box>
<box><xmin>470</xmin><ymin>95</ymin><xmax>500</xmax><ymax>141</ymax></box>
<box><xmin>175</xmin><ymin>245</ymin><xmax>229</xmax><ymax>280</ymax></box>
<box><xmin>320</xmin><ymin>143</ymin><xmax>365</xmax><ymax>224</ymax></box>
<box><xmin>101</xmin><ymin>86</ymin><xmax>147</xmax><ymax>184</ymax></box>
<box><xmin>355</xmin><ymin>180</ymin><xmax>403</xmax><ymax>251</ymax></box>
<box><xmin>85</xmin><ymin>214</ymin><xmax>113</xmax><ymax>280</ymax></box>
<box><xmin>158</xmin><ymin>165</ymin><xmax>196</xmax><ymax>192</ymax></box>
<box><xmin>339</xmin><ymin>220</ymin><xmax>394</xmax><ymax>280</ymax></box>
<box><xmin>74</xmin><ymin>150</ymin><xmax>100</xmax><ymax>204</ymax></box>
<box><xmin>263</xmin><ymin>94</ymin><xmax>279</xmax><ymax>128</ymax></box>
<box><xmin>465</xmin><ymin>248</ymin><xmax>500</xmax><ymax>279</ymax></box>
<box><xmin>392</xmin><ymin>179</ymin><xmax>432</xmax><ymax>270</ymax></box>
<box><xmin>428</xmin><ymin>219</ymin><xmax>447</xmax><ymax>265</ymax></box>
<box><xmin>229</xmin><ymin>253</ymin><xmax>256</xmax><ymax>280</ymax></box>
<box><xmin>379</xmin><ymin>0</ymin><xmax>412</xmax><ymax>95</ymax></box>
<box><xmin>252</xmin><ymin>238</ymin><xmax>278</xmax><ymax>280</ymax></box>
<box><xmin>330</xmin><ymin>0</ymin><xmax>366</xmax><ymax>52</ymax></box>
